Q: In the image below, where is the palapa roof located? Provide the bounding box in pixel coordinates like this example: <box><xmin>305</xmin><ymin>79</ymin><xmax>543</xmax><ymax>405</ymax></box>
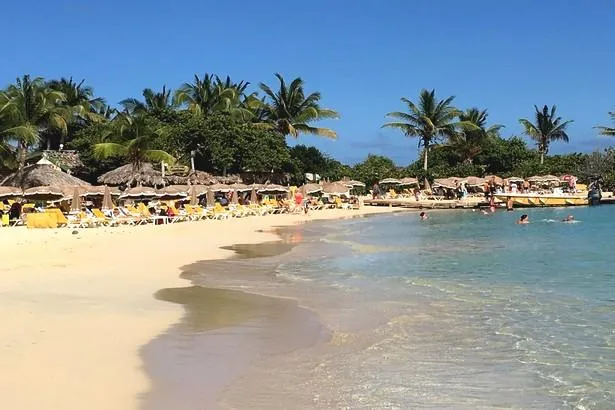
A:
<box><xmin>398</xmin><ymin>177</ymin><xmax>419</xmax><ymax>187</ymax></box>
<box><xmin>258</xmin><ymin>184</ymin><xmax>289</xmax><ymax>193</ymax></box>
<box><xmin>0</xmin><ymin>186</ymin><xmax>22</xmax><ymax>199</ymax></box>
<box><xmin>165</xmin><ymin>170</ymin><xmax>242</xmax><ymax>186</ymax></box>
<box><xmin>300</xmin><ymin>183</ymin><xmax>323</xmax><ymax>194</ymax></box>
<box><xmin>119</xmin><ymin>186</ymin><xmax>159</xmax><ymax>199</ymax></box>
<box><xmin>462</xmin><ymin>176</ymin><xmax>485</xmax><ymax>186</ymax></box>
<box><xmin>379</xmin><ymin>178</ymin><xmax>401</xmax><ymax>185</ymax></box>
<box><xmin>1</xmin><ymin>164</ymin><xmax>91</xmax><ymax>189</ymax></box>
<box><xmin>322</xmin><ymin>182</ymin><xmax>350</xmax><ymax>195</ymax></box>
<box><xmin>432</xmin><ymin>178</ymin><xmax>458</xmax><ymax>189</ymax></box>
<box><xmin>97</xmin><ymin>163</ymin><xmax>165</xmax><ymax>187</ymax></box>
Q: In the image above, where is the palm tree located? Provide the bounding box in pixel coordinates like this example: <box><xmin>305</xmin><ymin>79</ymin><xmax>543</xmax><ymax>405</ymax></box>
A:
<box><xmin>258</xmin><ymin>73</ymin><xmax>339</xmax><ymax>138</ymax></box>
<box><xmin>519</xmin><ymin>105</ymin><xmax>572</xmax><ymax>164</ymax></box>
<box><xmin>448</xmin><ymin>108</ymin><xmax>504</xmax><ymax>164</ymax></box>
<box><xmin>120</xmin><ymin>85</ymin><xmax>174</xmax><ymax>114</ymax></box>
<box><xmin>0</xmin><ymin>75</ymin><xmax>70</xmax><ymax>173</ymax></box>
<box><xmin>595</xmin><ymin>111</ymin><xmax>615</xmax><ymax>136</ymax></box>
<box><xmin>93</xmin><ymin>114</ymin><xmax>175</xmax><ymax>174</ymax></box>
<box><xmin>174</xmin><ymin>74</ymin><xmax>250</xmax><ymax>118</ymax></box>
<box><xmin>48</xmin><ymin>77</ymin><xmax>105</xmax><ymax>122</ymax></box>
<box><xmin>383</xmin><ymin>89</ymin><xmax>469</xmax><ymax>170</ymax></box>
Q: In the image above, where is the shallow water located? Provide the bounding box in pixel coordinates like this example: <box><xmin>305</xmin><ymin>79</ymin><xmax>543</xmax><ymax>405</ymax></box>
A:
<box><xmin>148</xmin><ymin>207</ymin><xmax>615</xmax><ymax>409</ymax></box>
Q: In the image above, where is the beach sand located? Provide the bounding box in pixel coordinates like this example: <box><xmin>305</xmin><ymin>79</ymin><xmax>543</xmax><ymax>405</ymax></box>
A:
<box><xmin>0</xmin><ymin>206</ymin><xmax>403</xmax><ymax>410</ymax></box>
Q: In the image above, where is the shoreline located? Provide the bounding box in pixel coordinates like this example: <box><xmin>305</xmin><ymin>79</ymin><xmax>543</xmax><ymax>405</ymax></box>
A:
<box><xmin>0</xmin><ymin>206</ymin><xmax>405</xmax><ymax>410</ymax></box>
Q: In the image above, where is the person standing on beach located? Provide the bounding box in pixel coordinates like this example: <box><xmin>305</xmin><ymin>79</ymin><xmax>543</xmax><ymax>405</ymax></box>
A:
<box><xmin>506</xmin><ymin>197</ymin><xmax>514</xmax><ymax>211</ymax></box>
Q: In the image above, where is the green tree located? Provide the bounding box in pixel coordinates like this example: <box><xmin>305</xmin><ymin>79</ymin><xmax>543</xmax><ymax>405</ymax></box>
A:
<box><xmin>383</xmin><ymin>89</ymin><xmax>470</xmax><ymax>171</ymax></box>
<box><xmin>519</xmin><ymin>105</ymin><xmax>573</xmax><ymax>165</ymax></box>
<box><xmin>258</xmin><ymin>73</ymin><xmax>339</xmax><ymax>138</ymax></box>
<box><xmin>120</xmin><ymin>85</ymin><xmax>174</xmax><ymax>115</ymax></box>
<box><xmin>448</xmin><ymin>108</ymin><xmax>504</xmax><ymax>164</ymax></box>
<box><xmin>352</xmin><ymin>154</ymin><xmax>398</xmax><ymax>185</ymax></box>
<box><xmin>595</xmin><ymin>111</ymin><xmax>615</xmax><ymax>136</ymax></box>
<box><xmin>93</xmin><ymin>114</ymin><xmax>175</xmax><ymax>175</ymax></box>
<box><xmin>0</xmin><ymin>75</ymin><xmax>70</xmax><ymax>174</ymax></box>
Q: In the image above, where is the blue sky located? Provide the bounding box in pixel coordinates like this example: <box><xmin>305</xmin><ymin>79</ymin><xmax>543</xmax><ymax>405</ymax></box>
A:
<box><xmin>2</xmin><ymin>0</ymin><xmax>614</xmax><ymax>165</ymax></box>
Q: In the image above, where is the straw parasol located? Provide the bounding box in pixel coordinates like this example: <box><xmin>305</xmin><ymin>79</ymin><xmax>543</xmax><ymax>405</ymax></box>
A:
<box><xmin>300</xmin><ymin>183</ymin><xmax>323</xmax><ymax>194</ymax></box>
<box><xmin>379</xmin><ymin>178</ymin><xmax>401</xmax><ymax>185</ymax></box>
<box><xmin>323</xmin><ymin>182</ymin><xmax>350</xmax><ymax>196</ymax></box>
<box><xmin>433</xmin><ymin>178</ymin><xmax>457</xmax><ymax>189</ymax></box>
<box><xmin>70</xmin><ymin>186</ymin><xmax>82</xmax><ymax>212</ymax></box>
<box><xmin>399</xmin><ymin>177</ymin><xmax>419</xmax><ymax>187</ymax></box>
<box><xmin>463</xmin><ymin>176</ymin><xmax>485</xmax><ymax>186</ymax></box>
<box><xmin>228</xmin><ymin>183</ymin><xmax>250</xmax><ymax>192</ymax></box>
<box><xmin>102</xmin><ymin>185</ymin><xmax>114</xmax><ymax>210</ymax></box>
<box><xmin>346</xmin><ymin>180</ymin><xmax>366</xmax><ymax>187</ymax></box>
<box><xmin>485</xmin><ymin>175</ymin><xmax>504</xmax><ymax>186</ymax></box>
<box><xmin>207</xmin><ymin>183</ymin><xmax>232</xmax><ymax>193</ymax></box>
<box><xmin>22</xmin><ymin>186</ymin><xmax>66</xmax><ymax>201</ymax></box>
<box><xmin>97</xmin><ymin>163</ymin><xmax>165</xmax><ymax>187</ymax></box>
<box><xmin>189</xmin><ymin>184</ymin><xmax>198</xmax><ymax>205</ymax></box>
<box><xmin>0</xmin><ymin>186</ymin><xmax>22</xmax><ymax>199</ymax></box>
<box><xmin>2</xmin><ymin>163</ymin><xmax>91</xmax><ymax>189</ymax></box>
<box><xmin>250</xmin><ymin>186</ymin><xmax>258</xmax><ymax>203</ymax></box>
<box><xmin>231</xmin><ymin>190</ymin><xmax>239</xmax><ymax>204</ymax></box>
<box><xmin>506</xmin><ymin>177</ymin><xmax>525</xmax><ymax>183</ymax></box>
<box><xmin>119</xmin><ymin>186</ymin><xmax>159</xmax><ymax>199</ymax></box>
<box><xmin>206</xmin><ymin>189</ymin><xmax>215</xmax><ymax>207</ymax></box>
<box><xmin>258</xmin><ymin>184</ymin><xmax>288</xmax><ymax>194</ymax></box>
<box><xmin>157</xmin><ymin>185</ymin><xmax>188</xmax><ymax>200</ymax></box>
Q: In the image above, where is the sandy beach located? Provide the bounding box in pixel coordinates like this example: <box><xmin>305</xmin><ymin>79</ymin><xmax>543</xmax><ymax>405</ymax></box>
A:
<box><xmin>0</xmin><ymin>206</ymin><xmax>403</xmax><ymax>410</ymax></box>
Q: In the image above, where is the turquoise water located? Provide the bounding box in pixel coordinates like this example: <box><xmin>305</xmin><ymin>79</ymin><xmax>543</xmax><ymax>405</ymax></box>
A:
<box><xmin>271</xmin><ymin>207</ymin><xmax>615</xmax><ymax>408</ymax></box>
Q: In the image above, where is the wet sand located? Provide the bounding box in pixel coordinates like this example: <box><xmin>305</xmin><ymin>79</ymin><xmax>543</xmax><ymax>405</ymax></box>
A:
<box><xmin>0</xmin><ymin>207</ymin><xmax>403</xmax><ymax>410</ymax></box>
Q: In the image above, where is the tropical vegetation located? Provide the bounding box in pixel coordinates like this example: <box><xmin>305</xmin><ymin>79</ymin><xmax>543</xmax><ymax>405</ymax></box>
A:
<box><xmin>1</xmin><ymin>73</ymin><xmax>614</xmax><ymax>189</ymax></box>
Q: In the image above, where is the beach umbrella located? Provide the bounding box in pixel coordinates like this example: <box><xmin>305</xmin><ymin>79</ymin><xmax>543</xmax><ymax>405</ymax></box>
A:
<box><xmin>208</xmin><ymin>183</ymin><xmax>232</xmax><ymax>193</ymax></box>
<box><xmin>189</xmin><ymin>184</ymin><xmax>198</xmax><ymax>205</ymax></box>
<box><xmin>379</xmin><ymin>178</ymin><xmax>401</xmax><ymax>185</ymax></box>
<box><xmin>23</xmin><ymin>186</ymin><xmax>65</xmax><ymax>201</ymax></box>
<box><xmin>228</xmin><ymin>183</ymin><xmax>250</xmax><ymax>192</ymax></box>
<box><xmin>157</xmin><ymin>185</ymin><xmax>188</xmax><ymax>200</ymax></box>
<box><xmin>102</xmin><ymin>185</ymin><xmax>114</xmax><ymax>210</ymax></box>
<box><xmin>485</xmin><ymin>175</ymin><xmax>504</xmax><ymax>186</ymax></box>
<box><xmin>462</xmin><ymin>176</ymin><xmax>485</xmax><ymax>187</ymax></box>
<box><xmin>398</xmin><ymin>177</ymin><xmax>419</xmax><ymax>187</ymax></box>
<box><xmin>231</xmin><ymin>189</ymin><xmax>239</xmax><ymax>204</ymax></box>
<box><xmin>70</xmin><ymin>186</ymin><xmax>82</xmax><ymax>212</ymax></box>
<box><xmin>527</xmin><ymin>175</ymin><xmax>543</xmax><ymax>183</ymax></box>
<box><xmin>506</xmin><ymin>177</ymin><xmax>525</xmax><ymax>183</ymax></box>
<box><xmin>206</xmin><ymin>189</ymin><xmax>215</xmax><ymax>207</ymax></box>
<box><xmin>0</xmin><ymin>186</ymin><xmax>22</xmax><ymax>199</ymax></box>
<box><xmin>347</xmin><ymin>180</ymin><xmax>366</xmax><ymax>187</ymax></box>
<box><xmin>258</xmin><ymin>184</ymin><xmax>288</xmax><ymax>194</ymax></box>
<box><xmin>119</xmin><ymin>186</ymin><xmax>158</xmax><ymax>199</ymax></box>
<box><xmin>433</xmin><ymin>178</ymin><xmax>457</xmax><ymax>189</ymax></box>
<box><xmin>250</xmin><ymin>187</ymin><xmax>258</xmax><ymax>203</ymax></box>
<box><xmin>423</xmin><ymin>178</ymin><xmax>431</xmax><ymax>192</ymax></box>
<box><xmin>323</xmin><ymin>182</ymin><xmax>350</xmax><ymax>196</ymax></box>
<box><xmin>300</xmin><ymin>183</ymin><xmax>323</xmax><ymax>194</ymax></box>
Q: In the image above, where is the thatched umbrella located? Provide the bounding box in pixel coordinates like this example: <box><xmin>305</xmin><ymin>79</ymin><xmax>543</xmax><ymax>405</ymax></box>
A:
<box><xmin>485</xmin><ymin>175</ymin><xmax>504</xmax><ymax>186</ymax></box>
<box><xmin>323</xmin><ymin>182</ymin><xmax>350</xmax><ymax>196</ymax></box>
<box><xmin>102</xmin><ymin>185</ymin><xmax>114</xmax><ymax>210</ymax></box>
<box><xmin>346</xmin><ymin>180</ymin><xmax>366</xmax><ymax>188</ymax></box>
<box><xmin>0</xmin><ymin>186</ymin><xmax>22</xmax><ymax>199</ymax></box>
<box><xmin>23</xmin><ymin>186</ymin><xmax>65</xmax><ymax>201</ymax></box>
<box><xmin>231</xmin><ymin>190</ymin><xmax>239</xmax><ymax>204</ymax></box>
<box><xmin>206</xmin><ymin>189</ymin><xmax>215</xmax><ymax>207</ymax></box>
<box><xmin>208</xmin><ymin>183</ymin><xmax>232</xmax><ymax>193</ymax></box>
<box><xmin>97</xmin><ymin>163</ymin><xmax>165</xmax><ymax>187</ymax></box>
<box><xmin>258</xmin><ymin>184</ymin><xmax>288</xmax><ymax>194</ymax></box>
<box><xmin>229</xmin><ymin>183</ymin><xmax>250</xmax><ymax>192</ymax></box>
<box><xmin>433</xmin><ymin>178</ymin><xmax>457</xmax><ymax>189</ymax></box>
<box><xmin>399</xmin><ymin>177</ymin><xmax>419</xmax><ymax>187</ymax></box>
<box><xmin>157</xmin><ymin>185</ymin><xmax>188</xmax><ymax>200</ymax></box>
<box><xmin>379</xmin><ymin>178</ymin><xmax>401</xmax><ymax>185</ymax></box>
<box><xmin>463</xmin><ymin>176</ymin><xmax>485</xmax><ymax>187</ymax></box>
<box><xmin>70</xmin><ymin>186</ymin><xmax>82</xmax><ymax>212</ymax></box>
<box><xmin>300</xmin><ymin>183</ymin><xmax>323</xmax><ymax>194</ymax></box>
<box><xmin>119</xmin><ymin>186</ymin><xmax>159</xmax><ymax>199</ymax></box>
<box><xmin>506</xmin><ymin>177</ymin><xmax>525</xmax><ymax>183</ymax></box>
<box><xmin>423</xmin><ymin>178</ymin><xmax>431</xmax><ymax>192</ymax></box>
<box><xmin>2</xmin><ymin>163</ymin><xmax>91</xmax><ymax>189</ymax></box>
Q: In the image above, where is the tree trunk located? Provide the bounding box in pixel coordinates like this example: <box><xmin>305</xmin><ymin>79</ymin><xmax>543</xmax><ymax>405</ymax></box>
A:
<box><xmin>423</xmin><ymin>148</ymin><xmax>428</xmax><ymax>171</ymax></box>
<box><xmin>540</xmin><ymin>152</ymin><xmax>544</xmax><ymax>165</ymax></box>
<box><xmin>17</xmin><ymin>142</ymin><xmax>27</xmax><ymax>187</ymax></box>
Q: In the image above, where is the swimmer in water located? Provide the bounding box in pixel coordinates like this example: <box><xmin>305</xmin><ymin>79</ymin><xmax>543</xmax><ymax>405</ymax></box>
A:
<box><xmin>419</xmin><ymin>211</ymin><xmax>428</xmax><ymax>220</ymax></box>
<box><xmin>516</xmin><ymin>214</ymin><xmax>529</xmax><ymax>224</ymax></box>
<box><xmin>563</xmin><ymin>215</ymin><xmax>575</xmax><ymax>222</ymax></box>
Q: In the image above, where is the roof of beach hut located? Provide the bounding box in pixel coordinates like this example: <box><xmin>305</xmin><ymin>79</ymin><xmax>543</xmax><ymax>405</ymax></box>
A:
<box><xmin>119</xmin><ymin>186</ymin><xmax>159</xmax><ymax>199</ymax></box>
<box><xmin>22</xmin><ymin>186</ymin><xmax>66</xmax><ymax>201</ymax></box>
<box><xmin>300</xmin><ymin>183</ymin><xmax>323</xmax><ymax>194</ymax></box>
<box><xmin>0</xmin><ymin>186</ymin><xmax>23</xmax><ymax>199</ymax></box>
<box><xmin>379</xmin><ymin>178</ymin><xmax>401</xmax><ymax>185</ymax></box>
<box><xmin>1</xmin><ymin>163</ymin><xmax>91</xmax><ymax>189</ymax></box>
<box><xmin>322</xmin><ymin>182</ymin><xmax>350</xmax><ymax>195</ymax></box>
<box><xmin>97</xmin><ymin>163</ymin><xmax>165</xmax><ymax>187</ymax></box>
<box><xmin>432</xmin><ymin>178</ymin><xmax>457</xmax><ymax>189</ymax></box>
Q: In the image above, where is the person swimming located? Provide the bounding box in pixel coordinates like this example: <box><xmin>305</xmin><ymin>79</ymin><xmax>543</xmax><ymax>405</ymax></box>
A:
<box><xmin>419</xmin><ymin>211</ymin><xmax>428</xmax><ymax>220</ymax></box>
<box><xmin>517</xmin><ymin>214</ymin><xmax>529</xmax><ymax>224</ymax></box>
<box><xmin>563</xmin><ymin>215</ymin><xmax>575</xmax><ymax>222</ymax></box>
